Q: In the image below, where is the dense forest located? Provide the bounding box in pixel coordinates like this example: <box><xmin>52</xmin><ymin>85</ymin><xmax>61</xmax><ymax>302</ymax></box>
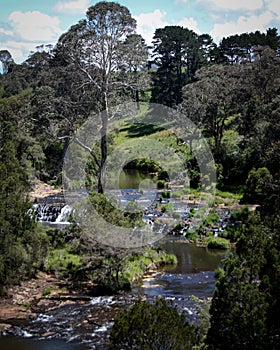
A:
<box><xmin>0</xmin><ymin>1</ymin><xmax>279</xmax><ymax>349</ymax></box>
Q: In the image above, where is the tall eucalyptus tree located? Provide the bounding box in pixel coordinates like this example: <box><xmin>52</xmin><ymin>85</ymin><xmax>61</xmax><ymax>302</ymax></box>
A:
<box><xmin>55</xmin><ymin>1</ymin><xmax>148</xmax><ymax>193</ymax></box>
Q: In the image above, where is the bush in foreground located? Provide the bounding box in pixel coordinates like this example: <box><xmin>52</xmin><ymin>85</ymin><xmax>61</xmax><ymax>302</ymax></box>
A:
<box><xmin>109</xmin><ymin>298</ymin><xmax>198</xmax><ymax>350</ymax></box>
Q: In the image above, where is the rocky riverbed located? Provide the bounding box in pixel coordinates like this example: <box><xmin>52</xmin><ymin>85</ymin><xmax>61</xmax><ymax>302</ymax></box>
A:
<box><xmin>0</xmin><ymin>272</ymin><xmax>94</xmax><ymax>331</ymax></box>
<box><xmin>0</xmin><ymin>242</ymin><xmax>226</xmax><ymax>349</ymax></box>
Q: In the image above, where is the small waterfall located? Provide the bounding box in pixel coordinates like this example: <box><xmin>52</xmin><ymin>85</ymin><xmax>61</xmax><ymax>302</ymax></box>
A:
<box><xmin>33</xmin><ymin>203</ymin><xmax>64</xmax><ymax>222</ymax></box>
<box><xmin>55</xmin><ymin>204</ymin><xmax>72</xmax><ymax>223</ymax></box>
<box><xmin>32</xmin><ymin>198</ymin><xmax>72</xmax><ymax>229</ymax></box>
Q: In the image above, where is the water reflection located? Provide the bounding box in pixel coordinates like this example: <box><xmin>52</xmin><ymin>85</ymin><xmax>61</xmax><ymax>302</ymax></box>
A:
<box><xmin>136</xmin><ymin>241</ymin><xmax>227</xmax><ymax>299</ymax></box>
<box><xmin>161</xmin><ymin>241</ymin><xmax>226</xmax><ymax>274</ymax></box>
<box><xmin>118</xmin><ymin>168</ymin><xmax>157</xmax><ymax>189</ymax></box>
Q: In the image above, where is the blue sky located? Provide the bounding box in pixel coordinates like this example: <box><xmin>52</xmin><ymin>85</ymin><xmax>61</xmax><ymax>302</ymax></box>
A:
<box><xmin>0</xmin><ymin>0</ymin><xmax>279</xmax><ymax>63</ymax></box>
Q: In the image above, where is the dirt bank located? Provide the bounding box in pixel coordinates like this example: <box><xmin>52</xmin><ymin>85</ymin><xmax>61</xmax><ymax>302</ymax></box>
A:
<box><xmin>29</xmin><ymin>181</ymin><xmax>63</xmax><ymax>201</ymax></box>
<box><xmin>0</xmin><ymin>271</ymin><xmax>95</xmax><ymax>333</ymax></box>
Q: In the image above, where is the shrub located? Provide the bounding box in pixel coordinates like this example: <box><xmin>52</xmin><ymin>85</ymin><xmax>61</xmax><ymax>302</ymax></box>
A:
<box><xmin>206</xmin><ymin>237</ymin><xmax>230</xmax><ymax>250</ymax></box>
<box><xmin>242</xmin><ymin>167</ymin><xmax>272</xmax><ymax>204</ymax></box>
<box><xmin>109</xmin><ymin>298</ymin><xmax>198</xmax><ymax>350</ymax></box>
<box><xmin>45</xmin><ymin>248</ymin><xmax>82</xmax><ymax>278</ymax></box>
<box><xmin>157</xmin><ymin>179</ymin><xmax>166</xmax><ymax>189</ymax></box>
<box><xmin>204</xmin><ymin>211</ymin><xmax>219</xmax><ymax>226</ymax></box>
<box><xmin>42</xmin><ymin>287</ymin><xmax>51</xmax><ymax>296</ymax></box>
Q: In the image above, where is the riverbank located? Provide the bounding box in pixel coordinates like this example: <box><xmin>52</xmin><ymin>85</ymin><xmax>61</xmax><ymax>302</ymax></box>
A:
<box><xmin>29</xmin><ymin>181</ymin><xmax>63</xmax><ymax>201</ymax></box>
<box><xmin>0</xmin><ymin>272</ymin><xmax>85</xmax><ymax>331</ymax></box>
<box><xmin>0</xmin><ymin>242</ymin><xmax>223</xmax><ymax>349</ymax></box>
<box><xmin>0</xmin><ymin>248</ymin><xmax>176</xmax><ymax>336</ymax></box>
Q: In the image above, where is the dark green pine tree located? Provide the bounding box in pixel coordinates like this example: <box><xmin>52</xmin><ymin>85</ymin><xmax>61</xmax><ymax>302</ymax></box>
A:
<box><xmin>0</xmin><ymin>121</ymin><xmax>47</xmax><ymax>293</ymax></box>
<box><xmin>151</xmin><ymin>26</ymin><xmax>205</xmax><ymax>107</ymax></box>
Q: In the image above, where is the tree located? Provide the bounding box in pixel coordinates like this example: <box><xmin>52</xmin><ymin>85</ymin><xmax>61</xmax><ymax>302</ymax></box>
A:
<box><xmin>200</xmin><ymin>34</ymin><xmax>218</xmax><ymax>64</ymax></box>
<box><xmin>236</xmin><ymin>47</ymin><xmax>280</xmax><ymax>178</ymax></box>
<box><xmin>181</xmin><ymin>64</ymin><xmax>242</xmax><ymax>159</ymax></box>
<box><xmin>219</xmin><ymin>28</ymin><xmax>280</xmax><ymax>64</ymax></box>
<box><xmin>206</xmin><ymin>215</ymin><xmax>270</xmax><ymax>350</ymax></box>
<box><xmin>151</xmin><ymin>26</ymin><xmax>209</xmax><ymax>107</ymax></box>
<box><xmin>0</xmin><ymin>122</ymin><xmax>48</xmax><ymax>293</ymax></box>
<box><xmin>55</xmin><ymin>1</ymin><xmax>148</xmax><ymax>193</ymax></box>
<box><xmin>242</xmin><ymin>167</ymin><xmax>273</xmax><ymax>204</ymax></box>
<box><xmin>0</xmin><ymin>50</ymin><xmax>14</xmax><ymax>74</ymax></box>
<box><xmin>0</xmin><ymin>86</ymin><xmax>47</xmax><ymax>181</ymax></box>
<box><xmin>119</xmin><ymin>34</ymin><xmax>150</xmax><ymax>108</ymax></box>
<box><xmin>181</xmin><ymin>46</ymin><xmax>280</xmax><ymax>187</ymax></box>
<box><xmin>206</xmin><ymin>213</ymin><xmax>280</xmax><ymax>350</ymax></box>
<box><xmin>109</xmin><ymin>298</ymin><xmax>197</xmax><ymax>349</ymax></box>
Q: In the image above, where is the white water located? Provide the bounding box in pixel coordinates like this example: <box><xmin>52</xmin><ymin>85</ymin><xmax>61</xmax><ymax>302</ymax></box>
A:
<box><xmin>55</xmin><ymin>204</ymin><xmax>72</xmax><ymax>223</ymax></box>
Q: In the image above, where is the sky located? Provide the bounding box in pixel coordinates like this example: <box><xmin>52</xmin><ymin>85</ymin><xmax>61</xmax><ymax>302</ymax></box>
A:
<box><xmin>0</xmin><ymin>0</ymin><xmax>279</xmax><ymax>63</ymax></box>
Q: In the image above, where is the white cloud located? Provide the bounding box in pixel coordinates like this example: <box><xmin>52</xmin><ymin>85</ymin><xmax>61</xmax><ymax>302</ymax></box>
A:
<box><xmin>1</xmin><ymin>40</ymin><xmax>37</xmax><ymax>63</ymax></box>
<box><xmin>0</xmin><ymin>11</ymin><xmax>63</xmax><ymax>63</ymax></box>
<box><xmin>178</xmin><ymin>17</ymin><xmax>201</xmax><ymax>34</ymax></box>
<box><xmin>210</xmin><ymin>11</ymin><xmax>275</xmax><ymax>43</ymax></box>
<box><xmin>198</xmin><ymin>0</ymin><xmax>263</xmax><ymax>11</ymax></box>
<box><xmin>53</xmin><ymin>0</ymin><xmax>90</xmax><ymax>14</ymax></box>
<box><xmin>9</xmin><ymin>11</ymin><xmax>62</xmax><ymax>42</ymax></box>
<box><xmin>134</xmin><ymin>9</ymin><xmax>202</xmax><ymax>45</ymax></box>
<box><xmin>0</xmin><ymin>28</ymin><xmax>13</xmax><ymax>36</ymax></box>
<box><xmin>267</xmin><ymin>0</ymin><xmax>280</xmax><ymax>17</ymax></box>
<box><xmin>134</xmin><ymin>9</ymin><xmax>168</xmax><ymax>45</ymax></box>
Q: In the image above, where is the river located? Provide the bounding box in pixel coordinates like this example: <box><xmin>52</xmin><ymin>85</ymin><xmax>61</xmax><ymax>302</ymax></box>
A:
<box><xmin>137</xmin><ymin>240</ymin><xmax>226</xmax><ymax>299</ymax></box>
<box><xmin>0</xmin><ymin>241</ymin><xmax>227</xmax><ymax>350</ymax></box>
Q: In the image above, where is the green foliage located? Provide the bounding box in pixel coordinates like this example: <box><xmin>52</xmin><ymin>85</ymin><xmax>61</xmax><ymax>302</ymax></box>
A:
<box><xmin>151</xmin><ymin>26</ymin><xmax>214</xmax><ymax>107</ymax></box>
<box><xmin>0</xmin><ymin>14</ymin><xmax>280</xmax><ymax>350</ymax></box>
<box><xmin>0</xmin><ymin>122</ymin><xmax>49</xmax><ymax>292</ymax></box>
<box><xmin>242</xmin><ymin>167</ymin><xmax>273</xmax><ymax>204</ymax></box>
<box><xmin>42</xmin><ymin>287</ymin><xmax>51</xmax><ymax>296</ymax></box>
<box><xmin>45</xmin><ymin>247</ymin><xmax>83</xmax><ymax>278</ymax></box>
<box><xmin>42</xmin><ymin>142</ymin><xmax>64</xmax><ymax>183</ymax></box>
<box><xmin>204</xmin><ymin>210</ymin><xmax>219</xmax><ymax>227</ymax></box>
<box><xmin>219</xmin><ymin>28</ymin><xmax>279</xmax><ymax>64</ymax></box>
<box><xmin>224</xmin><ymin>206</ymin><xmax>250</xmax><ymax>241</ymax></box>
<box><xmin>123</xmin><ymin>248</ymin><xmax>177</xmax><ymax>285</ymax></box>
<box><xmin>123</xmin><ymin>200</ymin><xmax>143</xmax><ymax>223</ymax></box>
<box><xmin>206</xmin><ymin>237</ymin><xmax>230</xmax><ymax>250</ymax></box>
<box><xmin>89</xmin><ymin>191</ymin><xmax>143</xmax><ymax>228</ymax></box>
<box><xmin>206</xmin><ymin>213</ymin><xmax>280</xmax><ymax>349</ymax></box>
<box><xmin>161</xmin><ymin>202</ymin><xmax>174</xmax><ymax>214</ymax></box>
<box><xmin>230</xmin><ymin>205</ymin><xmax>249</xmax><ymax>221</ymax></box>
<box><xmin>109</xmin><ymin>298</ymin><xmax>198</xmax><ymax>349</ymax></box>
<box><xmin>157</xmin><ymin>179</ymin><xmax>166</xmax><ymax>189</ymax></box>
<box><xmin>125</xmin><ymin>158</ymin><xmax>161</xmax><ymax>173</ymax></box>
<box><xmin>215</xmin><ymin>189</ymin><xmax>242</xmax><ymax>200</ymax></box>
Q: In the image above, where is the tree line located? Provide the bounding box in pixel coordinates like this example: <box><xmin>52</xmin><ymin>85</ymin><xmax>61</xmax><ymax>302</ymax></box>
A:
<box><xmin>0</xmin><ymin>5</ymin><xmax>279</xmax><ymax>193</ymax></box>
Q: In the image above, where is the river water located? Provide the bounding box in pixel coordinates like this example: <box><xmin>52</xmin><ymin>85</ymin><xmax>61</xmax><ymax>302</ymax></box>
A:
<box><xmin>1</xmin><ymin>241</ymin><xmax>227</xmax><ymax>350</ymax></box>
<box><xmin>137</xmin><ymin>240</ymin><xmax>226</xmax><ymax>299</ymax></box>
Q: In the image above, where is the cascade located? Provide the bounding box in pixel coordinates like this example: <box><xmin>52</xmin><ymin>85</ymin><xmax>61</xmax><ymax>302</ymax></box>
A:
<box><xmin>32</xmin><ymin>194</ymin><xmax>73</xmax><ymax>227</ymax></box>
<box><xmin>33</xmin><ymin>203</ymin><xmax>64</xmax><ymax>222</ymax></box>
<box><xmin>55</xmin><ymin>204</ymin><xmax>72</xmax><ymax>223</ymax></box>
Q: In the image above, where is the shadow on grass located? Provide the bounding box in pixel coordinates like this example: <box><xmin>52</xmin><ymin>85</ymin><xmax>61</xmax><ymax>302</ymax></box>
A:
<box><xmin>120</xmin><ymin>122</ymin><xmax>166</xmax><ymax>138</ymax></box>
